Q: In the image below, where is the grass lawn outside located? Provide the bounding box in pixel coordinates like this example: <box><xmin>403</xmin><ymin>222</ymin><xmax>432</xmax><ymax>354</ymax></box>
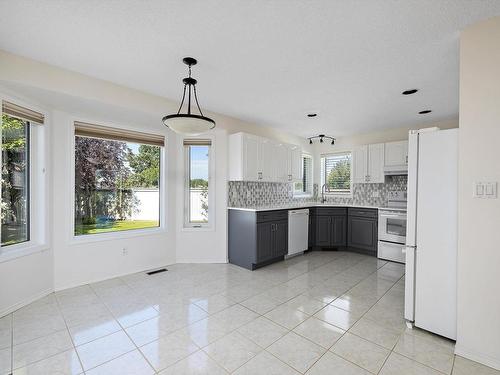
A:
<box><xmin>74</xmin><ymin>220</ymin><xmax>159</xmax><ymax>235</ymax></box>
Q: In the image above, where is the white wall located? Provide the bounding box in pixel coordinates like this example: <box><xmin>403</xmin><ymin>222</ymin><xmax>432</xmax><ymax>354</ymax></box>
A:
<box><xmin>0</xmin><ymin>50</ymin><xmax>311</xmax><ymax>313</ymax></box>
<box><xmin>456</xmin><ymin>16</ymin><xmax>500</xmax><ymax>370</ymax></box>
<box><xmin>50</xmin><ymin>110</ymin><xmax>176</xmax><ymax>290</ymax></box>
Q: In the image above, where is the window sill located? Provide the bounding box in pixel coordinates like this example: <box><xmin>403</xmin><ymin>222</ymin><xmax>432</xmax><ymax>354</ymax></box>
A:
<box><xmin>69</xmin><ymin>226</ymin><xmax>167</xmax><ymax>245</ymax></box>
<box><xmin>323</xmin><ymin>192</ymin><xmax>353</xmax><ymax>198</ymax></box>
<box><xmin>0</xmin><ymin>243</ymin><xmax>50</xmax><ymax>264</ymax></box>
<box><xmin>293</xmin><ymin>193</ymin><xmax>313</xmax><ymax>198</ymax></box>
<box><xmin>181</xmin><ymin>226</ymin><xmax>214</xmax><ymax>233</ymax></box>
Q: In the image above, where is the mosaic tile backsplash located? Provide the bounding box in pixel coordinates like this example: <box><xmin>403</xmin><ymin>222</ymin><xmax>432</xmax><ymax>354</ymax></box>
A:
<box><xmin>228</xmin><ymin>175</ymin><xmax>407</xmax><ymax>208</ymax></box>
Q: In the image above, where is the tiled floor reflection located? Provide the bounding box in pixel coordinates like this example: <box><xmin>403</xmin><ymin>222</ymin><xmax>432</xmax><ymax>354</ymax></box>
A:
<box><xmin>1</xmin><ymin>251</ymin><xmax>499</xmax><ymax>374</ymax></box>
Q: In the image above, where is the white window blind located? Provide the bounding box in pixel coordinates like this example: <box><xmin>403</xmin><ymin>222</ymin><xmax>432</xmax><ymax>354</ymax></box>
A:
<box><xmin>324</xmin><ymin>152</ymin><xmax>352</xmax><ymax>192</ymax></box>
<box><xmin>294</xmin><ymin>155</ymin><xmax>312</xmax><ymax>195</ymax></box>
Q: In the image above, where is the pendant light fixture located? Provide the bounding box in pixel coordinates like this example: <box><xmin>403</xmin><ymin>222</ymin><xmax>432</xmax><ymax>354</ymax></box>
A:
<box><xmin>162</xmin><ymin>57</ymin><xmax>215</xmax><ymax>136</ymax></box>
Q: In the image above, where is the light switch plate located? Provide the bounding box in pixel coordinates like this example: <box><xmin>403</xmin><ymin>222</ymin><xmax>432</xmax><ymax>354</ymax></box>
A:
<box><xmin>473</xmin><ymin>181</ymin><xmax>497</xmax><ymax>199</ymax></box>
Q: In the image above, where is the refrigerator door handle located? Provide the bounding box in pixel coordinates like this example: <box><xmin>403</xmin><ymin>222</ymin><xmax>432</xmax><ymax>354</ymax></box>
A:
<box><xmin>404</xmin><ymin>245</ymin><xmax>416</xmax><ymax>322</ymax></box>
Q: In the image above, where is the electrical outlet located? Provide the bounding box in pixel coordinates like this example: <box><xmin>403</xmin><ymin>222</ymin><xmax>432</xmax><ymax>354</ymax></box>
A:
<box><xmin>122</xmin><ymin>247</ymin><xmax>128</xmax><ymax>256</ymax></box>
<box><xmin>372</xmin><ymin>191</ymin><xmax>379</xmax><ymax>198</ymax></box>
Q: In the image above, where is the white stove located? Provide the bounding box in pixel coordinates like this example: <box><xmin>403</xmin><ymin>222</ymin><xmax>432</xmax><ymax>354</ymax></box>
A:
<box><xmin>378</xmin><ymin>191</ymin><xmax>407</xmax><ymax>263</ymax></box>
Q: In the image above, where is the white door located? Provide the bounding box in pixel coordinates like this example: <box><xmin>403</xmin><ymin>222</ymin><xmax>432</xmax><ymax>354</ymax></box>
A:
<box><xmin>352</xmin><ymin>145</ymin><xmax>368</xmax><ymax>183</ymax></box>
<box><xmin>243</xmin><ymin>134</ymin><xmax>261</xmax><ymax>181</ymax></box>
<box><xmin>385</xmin><ymin>140</ymin><xmax>408</xmax><ymax>167</ymax></box>
<box><xmin>414</xmin><ymin>129</ymin><xmax>458</xmax><ymax>340</ymax></box>
<box><xmin>368</xmin><ymin>143</ymin><xmax>385</xmax><ymax>183</ymax></box>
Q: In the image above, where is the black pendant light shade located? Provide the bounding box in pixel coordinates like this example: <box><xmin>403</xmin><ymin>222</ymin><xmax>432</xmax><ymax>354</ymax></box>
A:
<box><xmin>162</xmin><ymin>57</ymin><xmax>215</xmax><ymax>136</ymax></box>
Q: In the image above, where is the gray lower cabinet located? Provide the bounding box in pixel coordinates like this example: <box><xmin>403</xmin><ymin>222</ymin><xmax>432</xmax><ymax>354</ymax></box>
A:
<box><xmin>347</xmin><ymin>208</ymin><xmax>378</xmax><ymax>255</ymax></box>
<box><xmin>308</xmin><ymin>209</ymin><xmax>316</xmax><ymax>248</ymax></box>
<box><xmin>314</xmin><ymin>208</ymin><xmax>347</xmax><ymax>249</ymax></box>
<box><xmin>229</xmin><ymin>209</ymin><xmax>288</xmax><ymax>270</ymax></box>
<box><xmin>228</xmin><ymin>206</ymin><xmax>378</xmax><ymax>271</ymax></box>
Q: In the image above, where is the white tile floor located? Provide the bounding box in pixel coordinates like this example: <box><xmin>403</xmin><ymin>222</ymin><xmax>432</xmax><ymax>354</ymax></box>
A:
<box><xmin>1</xmin><ymin>251</ymin><xmax>499</xmax><ymax>374</ymax></box>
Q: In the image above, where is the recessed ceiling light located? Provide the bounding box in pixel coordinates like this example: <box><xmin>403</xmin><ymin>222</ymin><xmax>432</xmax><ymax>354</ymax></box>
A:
<box><xmin>402</xmin><ymin>89</ymin><xmax>418</xmax><ymax>95</ymax></box>
<box><xmin>307</xmin><ymin>113</ymin><xmax>317</xmax><ymax>118</ymax></box>
<box><xmin>418</xmin><ymin>110</ymin><xmax>432</xmax><ymax>114</ymax></box>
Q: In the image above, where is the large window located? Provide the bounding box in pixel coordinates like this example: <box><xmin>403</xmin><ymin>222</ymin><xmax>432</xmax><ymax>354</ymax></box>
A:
<box><xmin>323</xmin><ymin>152</ymin><xmax>352</xmax><ymax>194</ymax></box>
<box><xmin>184</xmin><ymin>139</ymin><xmax>211</xmax><ymax>228</ymax></box>
<box><xmin>294</xmin><ymin>154</ymin><xmax>313</xmax><ymax>196</ymax></box>
<box><xmin>1</xmin><ymin>113</ymin><xmax>30</xmax><ymax>246</ymax></box>
<box><xmin>74</xmin><ymin>122</ymin><xmax>163</xmax><ymax>236</ymax></box>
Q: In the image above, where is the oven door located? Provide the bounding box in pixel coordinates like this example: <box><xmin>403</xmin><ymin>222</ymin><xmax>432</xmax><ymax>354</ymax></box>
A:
<box><xmin>378</xmin><ymin>211</ymin><xmax>407</xmax><ymax>243</ymax></box>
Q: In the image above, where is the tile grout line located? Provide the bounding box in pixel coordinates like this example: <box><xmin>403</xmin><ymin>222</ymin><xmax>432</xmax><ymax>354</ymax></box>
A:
<box><xmin>54</xmin><ymin>288</ymin><xmax>89</xmax><ymax>374</ymax></box>
<box><xmin>289</xmin><ymin>260</ymin><xmax>399</xmax><ymax>374</ymax></box>
<box><xmin>86</xmin><ymin>282</ymin><xmax>158</xmax><ymax>374</ymax></box>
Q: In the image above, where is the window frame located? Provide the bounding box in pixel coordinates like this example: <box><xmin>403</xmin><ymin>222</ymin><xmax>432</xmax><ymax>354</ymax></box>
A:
<box><xmin>321</xmin><ymin>151</ymin><xmax>353</xmax><ymax>197</ymax></box>
<box><xmin>183</xmin><ymin>138</ymin><xmax>213</xmax><ymax>230</ymax></box>
<box><xmin>0</xmin><ymin>94</ymin><xmax>49</xmax><ymax>262</ymax></box>
<box><xmin>70</xmin><ymin>119</ymin><xmax>167</xmax><ymax>244</ymax></box>
<box><xmin>293</xmin><ymin>153</ymin><xmax>313</xmax><ymax>197</ymax></box>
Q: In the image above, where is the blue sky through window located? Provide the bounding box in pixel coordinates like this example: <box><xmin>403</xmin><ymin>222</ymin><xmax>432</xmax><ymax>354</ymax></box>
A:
<box><xmin>190</xmin><ymin>146</ymin><xmax>209</xmax><ymax>180</ymax></box>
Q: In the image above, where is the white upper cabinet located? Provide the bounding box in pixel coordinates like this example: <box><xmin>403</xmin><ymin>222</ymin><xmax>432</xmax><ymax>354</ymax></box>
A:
<box><xmin>275</xmin><ymin>143</ymin><xmax>289</xmax><ymax>182</ymax></box>
<box><xmin>384</xmin><ymin>140</ymin><xmax>408</xmax><ymax>170</ymax></box>
<box><xmin>229</xmin><ymin>132</ymin><xmax>261</xmax><ymax>181</ymax></box>
<box><xmin>368</xmin><ymin>143</ymin><xmax>385</xmax><ymax>183</ymax></box>
<box><xmin>288</xmin><ymin>144</ymin><xmax>302</xmax><ymax>182</ymax></box>
<box><xmin>260</xmin><ymin>138</ymin><xmax>277</xmax><ymax>182</ymax></box>
<box><xmin>353</xmin><ymin>145</ymin><xmax>368</xmax><ymax>183</ymax></box>
<box><xmin>352</xmin><ymin>143</ymin><xmax>385</xmax><ymax>183</ymax></box>
<box><xmin>228</xmin><ymin>132</ymin><xmax>303</xmax><ymax>183</ymax></box>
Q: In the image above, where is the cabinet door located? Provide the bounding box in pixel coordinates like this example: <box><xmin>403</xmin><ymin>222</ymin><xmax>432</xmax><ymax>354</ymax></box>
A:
<box><xmin>275</xmin><ymin>143</ymin><xmax>289</xmax><ymax>182</ymax></box>
<box><xmin>384</xmin><ymin>140</ymin><xmax>408</xmax><ymax>167</ymax></box>
<box><xmin>261</xmin><ymin>139</ymin><xmax>277</xmax><ymax>182</ymax></box>
<box><xmin>368</xmin><ymin>143</ymin><xmax>385</xmax><ymax>183</ymax></box>
<box><xmin>347</xmin><ymin>216</ymin><xmax>377</xmax><ymax>253</ymax></box>
<box><xmin>243</xmin><ymin>135</ymin><xmax>261</xmax><ymax>181</ymax></box>
<box><xmin>257</xmin><ymin>222</ymin><xmax>273</xmax><ymax>262</ymax></box>
<box><xmin>352</xmin><ymin>145</ymin><xmax>368</xmax><ymax>183</ymax></box>
<box><xmin>331</xmin><ymin>215</ymin><xmax>347</xmax><ymax>247</ymax></box>
<box><xmin>308</xmin><ymin>213</ymin><xmax>315</xmax><ymax>248</ymax></box>
<box><xmin>273</xmin><ymin>221</ymin><xmax>288</xmax><ymax>257</ymax></box>
<box><xmin>315</xmin><ymin>215</ymin><xmax>331</xmax><ymax>247</ymax></box>
<box><xmin>290</xmin><ymin>146</ymin><xmax>302</xmax><ymax>181</ymax></box>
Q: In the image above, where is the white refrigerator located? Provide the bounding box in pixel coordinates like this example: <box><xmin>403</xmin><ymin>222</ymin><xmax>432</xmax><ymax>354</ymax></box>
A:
<box><xmin>404</xmin><ymin>128</ymin><xmax>458</xmax><ymax>340</ymax></box>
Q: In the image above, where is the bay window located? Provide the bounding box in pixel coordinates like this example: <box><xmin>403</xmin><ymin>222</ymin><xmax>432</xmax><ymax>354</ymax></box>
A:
<box><xmin>184</xmin><ymin>139</ymin><xmax>211</xmax><ymax>228</ymax></box>
<box><xmin>1</xmin><ymin>101</ymin><xmax>44</xmax><ymax>249</ymax></box>
<box><xmin>74</xmin><ymin>122</ymin><xmax>164</xmax><ymax>236</ymax></box>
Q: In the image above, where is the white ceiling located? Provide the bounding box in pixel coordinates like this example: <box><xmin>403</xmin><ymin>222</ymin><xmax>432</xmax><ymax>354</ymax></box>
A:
<box><xmin>1</xmin><ymin>1</ymin><xmax>499</xmax><ymax>138</ymax></box>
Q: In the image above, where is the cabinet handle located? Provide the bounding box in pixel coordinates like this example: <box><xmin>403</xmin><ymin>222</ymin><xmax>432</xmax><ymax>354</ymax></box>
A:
<box><xmin>258</xmin><ymin>172</ymin><xmax>263</xmax><ymax>180</ymax></box>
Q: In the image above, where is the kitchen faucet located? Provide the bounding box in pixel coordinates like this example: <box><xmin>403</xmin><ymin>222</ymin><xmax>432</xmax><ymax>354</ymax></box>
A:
<box><xmin>321</xmin><ymin>183</ymin><xmax>330</xmax><ymax>203</ymax></box>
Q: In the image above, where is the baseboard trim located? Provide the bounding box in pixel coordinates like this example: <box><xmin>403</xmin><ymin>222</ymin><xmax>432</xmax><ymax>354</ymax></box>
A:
<box><xmin>0</xmin><ymin>288</ymin><xmax>53</xmax><ymax>317</ymax></box>
<box><xmin>455</xmin><ymin>342</ymin><xmax>500</xmax><ymax>371</ymax></box>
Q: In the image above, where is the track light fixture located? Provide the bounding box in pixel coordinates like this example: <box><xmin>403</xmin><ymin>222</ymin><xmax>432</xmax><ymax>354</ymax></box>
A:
<box><xmin>307</xmin><ymin>134</ymin><xmax>335</xmax><ymax>145</ymax></box>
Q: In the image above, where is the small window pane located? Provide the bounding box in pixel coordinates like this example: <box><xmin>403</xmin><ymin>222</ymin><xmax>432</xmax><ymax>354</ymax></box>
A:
<box><xmin>187</xmin><ymin>145</ymin><xmax>209</xmax><ymax>225</ymax></box>
<box><xmin>1</xmin><ymin>114</ymin><xmax>30</xmax><ymax>246</ymax></box>
<box><xmin>74</xmin><ymin>136</ymin><xmax>160</xmax><ymax>236</ymax></box>
<box><xmin>294</xmin><ymin>155</ymin><xmax>312</xmax><ymax>196</ymax></box>
<box><xmin>324</xmin><ymin>153</ymin><xmax>351</xmax><ymax>192</ymax></box>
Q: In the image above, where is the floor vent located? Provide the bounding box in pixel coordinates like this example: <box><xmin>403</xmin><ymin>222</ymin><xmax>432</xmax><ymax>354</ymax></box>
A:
<box><xmin>146</xmin><ymin>268</ymin><xmax>168</xmax><ymax>275</ymax></box>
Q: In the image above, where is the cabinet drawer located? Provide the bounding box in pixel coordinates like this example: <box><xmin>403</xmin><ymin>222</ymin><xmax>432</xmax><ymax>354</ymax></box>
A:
<box><xmin>257</xmin><ymin>210</ymin><xmax>288</xmax><ymax>223</ymax></box>
<box><xmin>315</xmin><ymin>207</ymin><xmax>347</xmax><ymax>216</ymax></box>
<box><xmin>348</xmin><ymin>207</ymin><xmax>378</xmax><ymax>218</ymax></box>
